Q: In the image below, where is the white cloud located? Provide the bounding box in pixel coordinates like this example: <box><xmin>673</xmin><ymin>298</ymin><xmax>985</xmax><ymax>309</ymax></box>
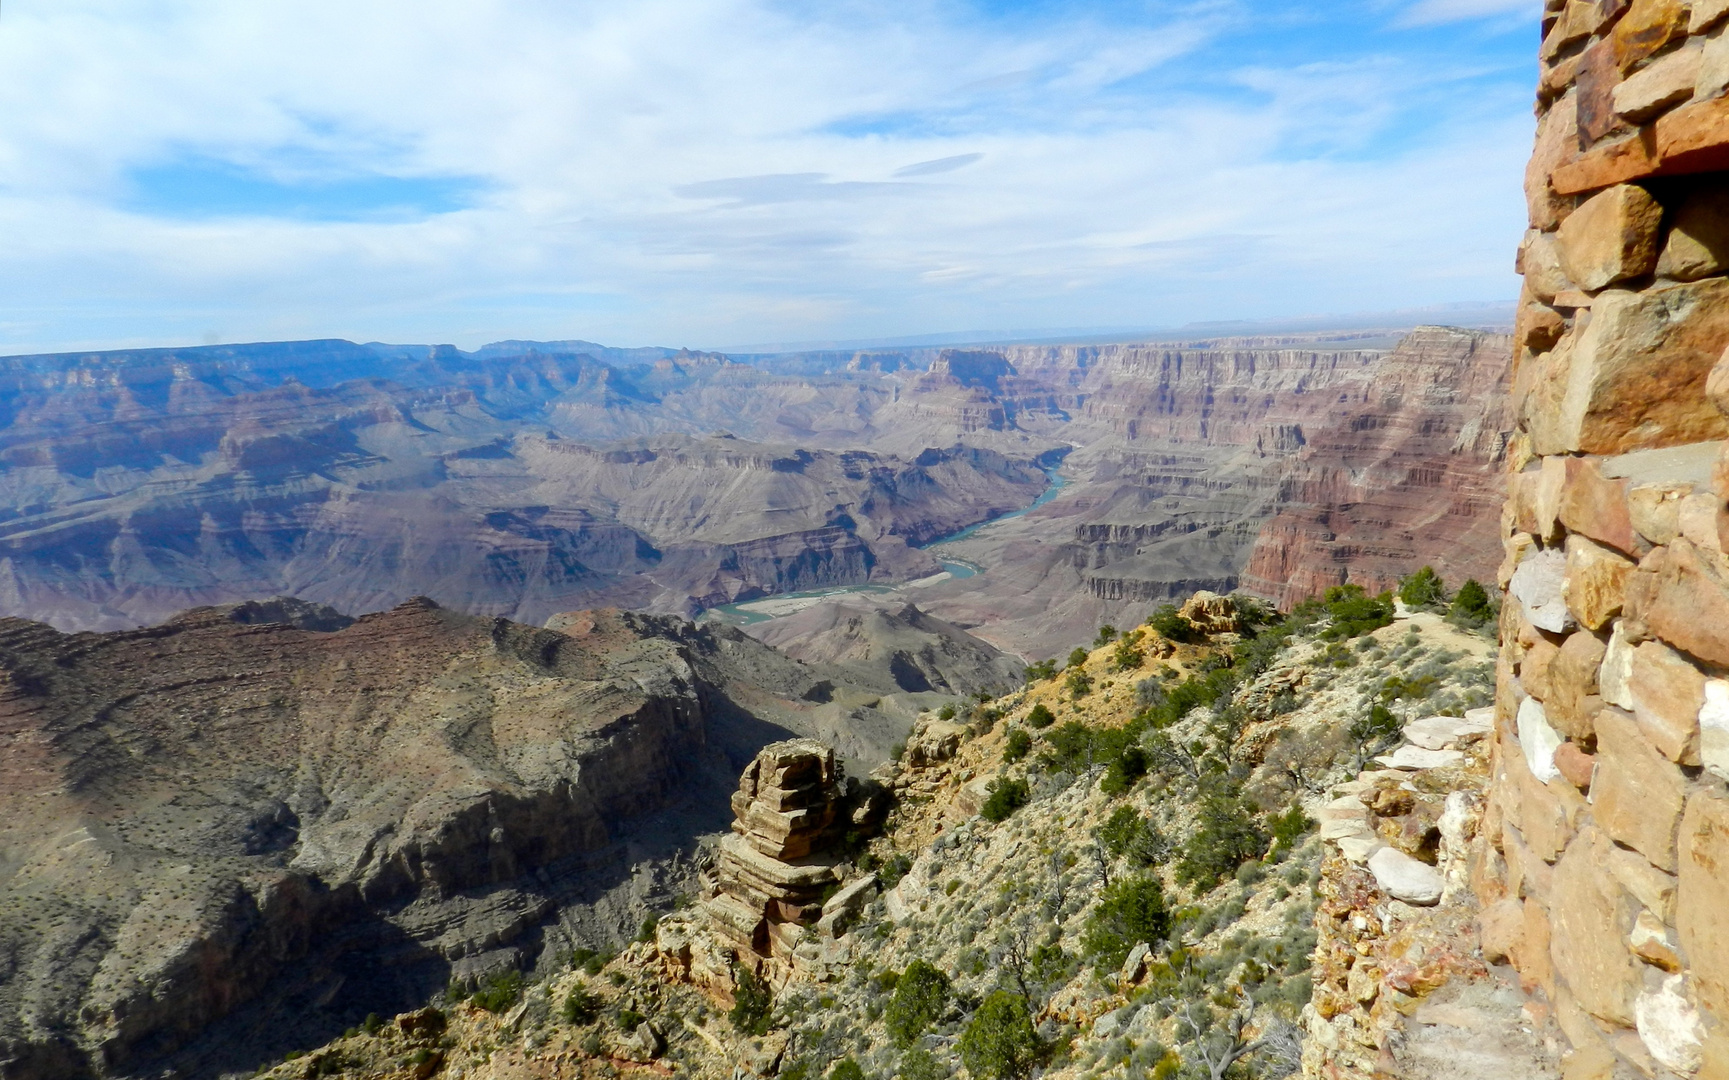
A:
<box><xmin>1400</xmin><ymin>0</ymin><xmax>1540</xmax><ymax>26</ymax></box>
<box><xmin>0</xmin><ymin>0</ymin><xmax>1535</xmax><ymax>353</ymax></box>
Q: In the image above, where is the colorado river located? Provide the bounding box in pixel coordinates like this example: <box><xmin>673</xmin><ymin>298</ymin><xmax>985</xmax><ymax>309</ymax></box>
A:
<box><xmin>701</xmin><ymin>462</ymin><xmax>1069</xmax><ymax>627</ymax></box>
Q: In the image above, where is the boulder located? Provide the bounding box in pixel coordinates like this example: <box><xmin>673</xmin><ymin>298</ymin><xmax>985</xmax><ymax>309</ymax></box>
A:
<box><xmin>1375</xmin><ymin>746</ymin><xmax>1465</xmax><ymax>771</ymax></box>
<box><xmin>1402</xmin><ymin>713</ymin><xmax>1493</xmax><ymax>750</ymax></box>
<box><xmin>1367</xmin><ymin>847</ymin><xmax>1445</xmax><ymax>905</ymax></box>
<box><xmin>1657</xmin><ymin>187</ymin><xmax>1729</xmax><ymax>281</ymax></box>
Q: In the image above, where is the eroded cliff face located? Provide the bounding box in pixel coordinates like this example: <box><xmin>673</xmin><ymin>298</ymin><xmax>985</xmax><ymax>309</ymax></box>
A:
<box><xmin>1239</xmin><ymin>327</ymin><xmax>1515</xmax><ymax>608</ymax></box>
<box><xmin>0</xmin><ymin>598</ymin><xmax>919</xmax><ymax>1080</ymax></box>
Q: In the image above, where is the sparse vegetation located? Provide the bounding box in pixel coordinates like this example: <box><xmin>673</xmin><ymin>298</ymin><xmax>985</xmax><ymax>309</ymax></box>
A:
<box><xmin>729</xmin><ymin>963</ymin><xmax>774</xmax><ymax>1035</ymax></box>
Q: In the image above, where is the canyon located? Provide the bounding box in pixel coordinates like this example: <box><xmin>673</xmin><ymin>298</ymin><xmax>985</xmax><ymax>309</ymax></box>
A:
<box><xmin>0</xmin><ymin>324</ymin><xmax>1511</xmax><ymax>660</ymax></box>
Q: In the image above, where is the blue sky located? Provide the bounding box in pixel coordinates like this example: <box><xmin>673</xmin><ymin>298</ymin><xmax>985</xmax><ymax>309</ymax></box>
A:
<box><xmin>0</xmin><ymin>0</ymin><xmax>1539</xmax><ymax>353</ymax></box>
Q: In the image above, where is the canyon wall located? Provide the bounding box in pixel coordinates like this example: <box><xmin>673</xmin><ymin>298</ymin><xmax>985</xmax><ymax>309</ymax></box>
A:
<box><xmin>1484</xmin><ymin>3</ymin><xmax>1729</xmax><ymax>1076</ymax></box>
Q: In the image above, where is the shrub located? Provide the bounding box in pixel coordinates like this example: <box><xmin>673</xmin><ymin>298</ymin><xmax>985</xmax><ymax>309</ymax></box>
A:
<box><xmin>1268</xmin><ymin>804</ymin><xmax>1315</xmax><ymax>853</ymax></box>
<box><xmin>361</xmin><ymin>1013</ymin><xmax>382</xmax><ymax>1036</ymax></box>
<box><xmin>981</xmin><ymin>778</ymin><xmax>1031</xmax><ymax>822</ymax></box>
<box><xmin>877</xmin><ymin>853</ymin><xmax>913</xmax><ymax>888</ymax></box>
<box><xmin>636</xmin><ymin>914</ymin><xmax>659</xmax><ymax>943</ymax></box>
<box><xmin>1098</xmin><ymin>745</ymin><xmax>1147</xmax><ymax>796</ymax></box>
<box><xmin>898</xmin><ymin>1048</ymin><xmax>946</xmax><ymax>1080</ymax></box>
<box><xmin>1025</xmin><ymin>703</ymin><xmax>1055</xmax><ymax>729</ymax></box>
<box><xmin>1449</xmin><ymin>578</ymin><xmax>1495</xmax><ymax>624</ymax></box>
<box><xmin>730</xmin><ymin>963</ymin><xmax>774</xmax><ymax>1035</ymax></box>
<box><xmin>958</xmin><ymin>991</ymin><xmax>1042</xmax><ymax>1080</ymax></box>
<box><xmin>616</xmin><ymin>1008</ymin><xmax>645</xmax><ymax>1031</ymax></box>
<box><xmin>1064</xmin><ymin>670</ymin><xmax>1093</xmax><ymax>698</ymax></box>
<box><xmin>562</xmin><ymin>984</ymin><xmax>599</xmax><ymax>1025</ymax></box>
<box><xmin>1397</xmin><ymin>566</ymin><xmax>1447</xmax><ymax>609</ymax></box>
<box><xmin>1318</xmin><ymin>585</ymin><xmax>1394</xmax><ymax>640</ymax></box>
<box><xmin>1094</xmin><ymin>625</ymin><xmax>1119</xmax><ymax>648</ymax></box>
<box><xmin>828</xmin><ymin>1060</ymin><xmax>865</xmax><ymax>1080</ymax></box>
<box><xmin>470</xmin><ymin>970</ymin><xmax>524</xmax><ymax>1013</ymax></box>
<box><xmin>1097</xmin><ymin>805</ymin><xmax>1161</xmax><ymax>866</ymax></box>
<box><xmin>1146</xmin><ymin>604</ymin><xmax>1199</xmax><ymax>643</ymax></box>
<box><xmin>1068</xmin><ymin>647</ymin><xmax>1089</xmax><ymax>669</ymax></box>
<box><xmin>938</xmin><ymin>703</ymin><xmax>957</xmax><ymax>721</ymax></box>
<box><xmin>1174</xmin><ymin>795</ymin><xmax>1267</xmax><ymax>890</ymax></box>
<box><xmin>1003</xmin><ymin>729</ymin><xmax>1033</xmax><ymax>763</ymax></box>
<box><xmin>886</xmin><ymin>960</ymin><xmax>952</xmax><ymax>1048</ymax></box>
<box><xmin>1351</xmin><ymin>703</ymin><xmax>1401</xmax><ymax>746</ymax></box>
<box><xmin>1024</xmin><ymin>659</ymin><xmax>1058</xmax><ymax>682</ymax></box>
<box><xmin>1113</xmin><ymin>639</ymin><xmax>1144</xmax><ymax>670</ymax></box>
<box><xmin>1081</xmin><ymin>875</ymin><xmax>1171</xmax><ymax>972</ymax></box>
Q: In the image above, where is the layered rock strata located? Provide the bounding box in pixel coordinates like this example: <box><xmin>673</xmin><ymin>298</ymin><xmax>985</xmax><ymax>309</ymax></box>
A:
<box><xmin>1484</xmin><ymin>4</ymin><xmax>1729</xmax><ymax>1076</ymax></box>
<box><xmin>699</xmin><ymin>741</ymin><xmax>880</xmax><ymax>978</ymax></box>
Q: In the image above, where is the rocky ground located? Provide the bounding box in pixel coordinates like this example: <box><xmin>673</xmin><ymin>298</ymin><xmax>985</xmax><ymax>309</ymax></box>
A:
<box><xmin>231</xmin><ymin>588</ymin><xmax>1564</xmax><ymax>1080</ymax></box>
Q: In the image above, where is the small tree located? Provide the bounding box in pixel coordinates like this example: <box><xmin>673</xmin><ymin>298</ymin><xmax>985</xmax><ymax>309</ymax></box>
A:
<box><xmin>1081</xmin><ymin>874</ymin><xmax>1171</xmax><ymax>972</ymax></box>
<box><xmin>1449</xmin><ymin>578</ymin><xmax>1494</xmax><ymax>625</ymax></box>
<box><xmin>562</xmin><ymin>984</ymin><xmax>599</xmax><ymax>1025</ymax></box>
<box><xmin>1067</xmin><ymin>646</ymin><xmax>1090</xmax><ymax>669</ymax></box>
<box><xmin>1094</xmin><ymin>625</ymin><xmax>1119</xmax><ymax>648</ymax></box>
<box><xmin>897</xmin><ymin>1047</ymin><xmax>946</xmax><ymax>1080</ymax></box>
<box><xmin>1003</xmin><ymin>729</ymin><xmax>1033</xmax><ymax>763</ymax></box>
<box><xmin>1174</xmin><ymin>795</ymin><xmax>1266</xmax><ymax>890</ymax></box>
<box><xmin>886</xmin><ymin>960</ymin><xmax>952</xmax><ymax>1048</ymax></box>
<box><xmin>1397</xmin><ymin>565</ymin><xmax>1447</xmax><ymax>609</ymax></box>
<box><xmin>729</xmin><ymin>963</ymin><xmax>774</xmax><ymax>1035</ymax></box>
<box><xmin>1113</xmin><ymin>638</ymin><xmax>1144</xmax><ymax>670</ymax></box>
<box><xmin>1025</xmin><ymin>703</ymin><xmax>1055</xmax><ymax>729</ymax></box>
<box><xmin>981</xmin><ymin>778</ymin><xmax>1031</xmax><ymax>822</ymax></box>
<box><xmin>1065</xmin><ymin>669</ymin><xmax>1093</xmax><ymax>698</ymax></box>
<box><xmin>958</xmin><ymin>991</ymin><xmax>1041</xmax><ymax>1080</ymax></box>
<box><xmin>828</xmin><ymin>1060</ymin><xmax>865</xmax><ymax>1080</ymax></box>
<box><xmin>1099</xmin><ymin>745</ymin><xmax>1148</xmax><ymax>796</ymax></box>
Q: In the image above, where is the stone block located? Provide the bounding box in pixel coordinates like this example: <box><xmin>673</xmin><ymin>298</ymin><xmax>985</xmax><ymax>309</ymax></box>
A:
<box><xmin>1513</xmin><ymin>545</ymin><xmax>1577</xmax><ymax>633</ymax></box>
<box><xmin>1559</xmin><ymin>456</ymin><xmax>1643</xmax><ymax>555</ymax></box>
<box><xmin>1549</xmin><ymin>628</ymin><xmax>1608</xmax><ymax>737</ymax></box>
<box><xmin>1560</xmin><ymin>1042</ymin><xmax>1619</xmax><ymax>1080</ymax></box>
<box><xmin>1520</xmin><ymin>301</ymin><xmax>1569</xmax><ymax>355</ymax></box>
<box><xmin>1710</xmin><ymin>345</ymin><xmax>1729</xmax><ymax>417</ymax></box>
<box><xmin>1628</xmin><ymin>638</ymin><xmax>1705</xmax><ymax>763</ymax></box>
<box><xmin>1614</xmin><ymin>40</ymin><xmax>1701</xmax><ymax>120</ymax></box>
<box><xmin>1543</xmin><ymin>0</ymin><xmax>1603</xmax><ymax>60</ymax></box>
<box><xmin>1693</xmin><ymin>0</ymin><xmax>1729</xmax><ymax>32</ymax></box>
<box><xmin>1700</xmin><ymin>23</ymin><xmax>1729</xmax><ymax>99</ymax></box>
<box><xmin>1367</xmin><ymin>847</ymin><xmax>1445</xmax><ymax>905</ymax></box>
<box><xmin>1524</xmin><ymin>230</ymin><xmax>1577</xmax><ymax>303</ymax></box>
<box><xmin>1593</xmin><ymin>705</ymin><xmax>1687</xmax><ymax>870</ymax></box>
<box><xmin>1555</xmin><ymin>740</ymin><xmax>1598</xmax><ymax>790</ymax></box>
<box><xmin>1635</xmin><ymin>974</ymin><xmax>1706</xmax><ymax>1074</ymax></box>
<box><xmin>1628</xmin><ymin>908</ymin><xmax>1682</xmax><ymax>971</ymax></box>
<box><xmin>1524</xmin><ymin>637</ymin><xmax>1561</xmax><ymax>702</ymax></box>
<box><xmin>1534</xmin><ymin>94</ymin><xmax>1584</xmax><ymax>226</ymax></box>
<box><xmin>1537</xmin><ymin>454</ymin><xmax>1571</xmax><ymax>540</ymax></box>
<box><xmin>1627</xmin><ymin>538</ymin><xmax>1729</xmax><ymax>668</ymax></box>
<box><xmin>1701</xmin><ymin>679</ymin><xmax>1729</xmax><ymax>780</ymax></box>
<box><xmin>1578</xmin><ymin>40</ymin><xmax>1626</xmax><ymax>145</ymax></box>
<box><xmin>1612</xmin><ymin>0</ymin><xmax>1690</xmax><ymax>72</ymax></box>
<box><xmin>1607</xmin><ymin>843</ymin><xmax>1678</xmax><ymax>922</ymax></box>
<box><xmin>1536</xmin><ymin>279</ymin><xmax>1729</xmax><ymax>455</ymax></box>
<box><xmin>1565</xmin><ymin>535</ymin><xmax>1634</xmax><ymax>631</ymax></box>
<box><xmin>1556</xmin><ymin>184</ymin><xmax>1664</xmax><ymax>290</ymax></box>
<box><xmin>1549</xmin><ymin>827</ymin><xmax>1643</xmax><ymax>1026</ymax></box>
<box><xmin>1601</xmin><ymin>619</ymin><xmax>1637</xmax><ymax>709</ymax></box>
<box><xmin>1482</xmin><ymin>897</ymin><xmax>1527</xmax><ymax>965</ymax></box>
<box><xmin>1655</xmin><ymin>93</ymin><xmax>1729</xmax><ymax>174</ymax></box>
<box><xmin>1658</xmin><ymin>187</ymin><xmax>1729</xmax><ymax>281</ymax></box>
<box><xmin>1518</xmin><ymin>696</ymin><xmax>1567</xmax><ymax>786</ymax></box>
<box><xmin>1519</xmin><ymin>895</ymin><xmax>1556</xmax><ymax>996</ymax></box>
<box><xmin>1679</xmin><ymin>790</ymin><xmax>1729</xmax><ymax>1014</ymax></box>
<box><xmin>1553</xmin><ymin>128</ymin><xmax>1661</xmax><ymax>195</ymax></box>
<box><xmin>1627</xmin><ymin>481</ymin><xmax>1690</xmax><ymax>543</ymax></box>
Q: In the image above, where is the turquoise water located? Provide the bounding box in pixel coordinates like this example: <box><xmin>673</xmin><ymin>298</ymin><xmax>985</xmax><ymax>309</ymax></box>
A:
<box><xmin>702</xmin><ymin>462</ymin><xmax>1066</xmax><ymax>626</ymax></box>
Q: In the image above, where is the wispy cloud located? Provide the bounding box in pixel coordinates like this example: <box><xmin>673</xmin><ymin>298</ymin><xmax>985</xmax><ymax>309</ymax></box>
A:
<box><xmin>1398</xmin><ymin>0</ymin><xmax>1540</xmax><ymax>26</ymax></box>
<box><xmin>0</xmin><ymin>0</ymin><xmax>1538</xmax><ymax>353</ymax></box>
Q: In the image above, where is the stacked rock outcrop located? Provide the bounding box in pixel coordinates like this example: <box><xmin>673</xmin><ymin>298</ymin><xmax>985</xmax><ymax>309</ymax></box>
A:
<box><xmin>701</xmin><ymin>740</ymin><xmax>880</xmax><ymax>973</ymax></box>
<box><xmin>1487</xmin><ymin>3</ymin><xmax>1729</xmax><ymax>1076</ymax></box>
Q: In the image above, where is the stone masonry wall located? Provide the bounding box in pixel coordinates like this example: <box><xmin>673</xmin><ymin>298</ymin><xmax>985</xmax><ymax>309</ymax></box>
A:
<box><xmin>1485</xmin><ymin>2</ymin><xmax>1729</xmax><ymax>1077</ymax></box>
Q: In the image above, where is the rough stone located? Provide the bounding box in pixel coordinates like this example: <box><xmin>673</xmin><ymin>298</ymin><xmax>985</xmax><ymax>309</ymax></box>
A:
<box><xmin>1520</xmin><ymin>300</ymin><xmax>1570</xmax><ymax>354</ymax></box>
<box><xmin>1403</xmin><ymin>713</ymin><xmax>1494</xmax><ymax>750</ymax></box>
<box><xmin>1628</xmin><ymin>638</ymin><xmax>1705</xmax><ymax>763</ymax></box>
<box><xmin>1593</xmin><ymin>706</ymin><xmax>1687</xmax><ymax>870</ymax></box>
<box><xmin>1679</xmin><ymin>791</ymin><xmax>1729</xmax><ymax>1014</ymax></box>
<box><xmin>1376</xmin><ymin>745</ymin><xmax>1466</xmax><ymax>771</ymax></box>
<box><xmin>1698</xmin><ymin>24</ymin><xmax>1729</xmax><ymax>97</ymax></box>
<box><xmin>1519</xmin><ymin>894</ymin><xmax>1557</xmax><ymax>995</ymax></box>
<box><xmin>1607</xmin><ymin>843</ymin><xmax>1679</xmax><ymax>923</ymax></box>
<box><xmin>1543</xmin><ymin>0</ymin><xmax>1603</xmax><ymax>60</ymax></box>
<box><xmin>1700</xmin><ymin>678</ymin><xmax>1729</xmax><ymax>781</ymax></box>
<box><xmin>1629</xmin><ymin>908</ymin><xmax>1683</xmax><ymax>971</ymax></box>
<box><xmin>1555</xmin><ymin>184</ymin><xmax>1664</xmax><ymax>291</ymax></box>
<box><xmin>1692</xmin><ymin>0</ymin><xmax>1729</xmax><ymax>33</ymax></box>
<box><xmin>1518</xmin><ymin>696</ymin><xmax>1566</xmax><ymax>783</ymax></box>
<box><xmin>1535</xmin><ymin>279</ymin><xmax>1729</xmax><ymax>455</ymax></box>
<box><xmin>1636</xmin><ymin>973</ymin><xmax>1706</xmax><ymax>1072</ymax></box>
<box><xmin>1512</xmin><ymin>545</ymin><xmax>1577</xmax><ymax>633</ymax></box>
<box><xmin>1548</xmin><ymin>628</ymin><xmax>1608</xmax><ymax>737</ymax></box>
<box><xmin>1558</xmin><ymin>455</ymin><xmax>1644</xmax><ymax>555</ymax></box>
<box><xmin>1524</xmin><ymin>230</ymin><xmax>1578</xmax><ymax>302</ymax></box>
<box><xmin>1367</xmin><ymin>846</ymin><xmax>1446</xmax><ymax>905</ymax></box>
<box><xmin>1711</xmin><ymin>344</ymin><xmax>1729</xmax><ymax>417</ymax></box>
<box><xmin>1479</xmin><ymin>897</ymin><xmax>1527</xmax><ymax>963</ymax></box>
<box><xmin>1563</xmin><ymin>535</ymin><xmax>1635</xmax><ymax>631</ymax></box>
<box><xmin>1612</xmin><ymin>0</ymin><xmax>1691</xmax><ymax>72</ymax></box>
<box><xmin>1532</xmin><ymin>93</ymin><xmax>1583</xmax><ymax>226</ymax></box>
<box><xmin>1627</xmin><ymin>480</ymin><xmax>1691</xmax><ymax>543</ymax></box>
<box><xmin>1628</xmin><ymin>538</ymin><xmax>1729</xmax><ymax>668</ymax></box>
<box><xmin>1613</xmin><ymin>41</ymin><xmax>1701</xmax><ymax>120</ymax></box>
<box><xmin>1549</xmin><ymin>827</ymin><xmax>1643</xmax><ymax>1027</ymax></box>
<box><xmin>1553</xmin><ymin>129</ymin><xmax>1660</xmax><ymax>195</ymax></box>
<box><xmin>1522</xmin><ymin>634</ymin><xmax>1563</xmax><ymax>702</ymax></box>
<box><xmin>1655</xmin><ymin>92</ymin><xmax>1729</xmax><ymax>173</ymax></box>
<box><xmin>1658</xmin><ymin>187</ymin><xmax>1729</xmax><ymax>281</ymax></box>
<box><xmin>1554</xmin><ymin>740</ymin><xmax>1597</xmax><ymax>790</ymax></box>
<box><xmin>1601</xmin><ymin>618</ymin><xmax>1637</xmax><ymax>709</ymax></box>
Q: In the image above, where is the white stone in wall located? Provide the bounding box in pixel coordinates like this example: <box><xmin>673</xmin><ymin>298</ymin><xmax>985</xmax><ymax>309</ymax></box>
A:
<box><xmin>1517</xmin><ymin>697</ymin><xmax>1563</xmax><ymax>783</ymax></box>
<box><xmin>1509</xmin><ymin>546</ymin><xmax>1573</xmax><ymax>633</ymax></box>
<box><xmin>1699</xmin><ymin>679</ymin><xmax>1729</xmax><ymax>781</ymax></box>
<box><xmin>1602</xmin><ymin>619</ymin><xmax>1636</xmax><ymax>711</ymax></box>
<box><xmin>1635</xmin><ymin>974</ymin><xmax>1705</xmax><ymax>1073</ymax></box>
<box><xmin>1367</xmin><ymin>847</ymin><xmax>1445</xmax><ymax>905</ymax></box>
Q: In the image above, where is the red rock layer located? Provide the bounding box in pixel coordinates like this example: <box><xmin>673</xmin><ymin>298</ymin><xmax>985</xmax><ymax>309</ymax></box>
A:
<box><xmin>1238</xmin><ymin>327</ymin><xmax>1514</xmax><ymax>607</ymax></box>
